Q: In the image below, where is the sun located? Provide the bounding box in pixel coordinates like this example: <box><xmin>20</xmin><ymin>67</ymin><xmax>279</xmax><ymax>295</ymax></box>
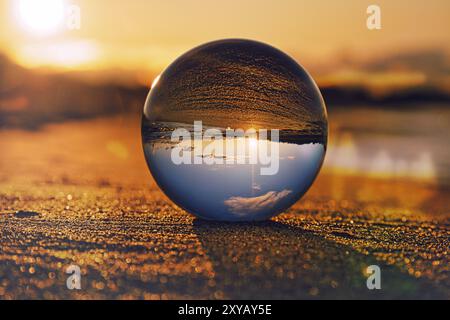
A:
<box><xmin>17</xmin><ymin>0</ymin><xmax>65</xmax><ymax>35</ymax></box>
<box><xmin>248</xmin><ymin>137</ymin><xmax>258</xmax><ymax>151</ymax></box>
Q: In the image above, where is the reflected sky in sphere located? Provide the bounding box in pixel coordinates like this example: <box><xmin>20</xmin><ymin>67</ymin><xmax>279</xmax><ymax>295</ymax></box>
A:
<box><xmin>142</xmin><ymin>39</ymin><xmax>327</xmax><ymax>221</ymax></box>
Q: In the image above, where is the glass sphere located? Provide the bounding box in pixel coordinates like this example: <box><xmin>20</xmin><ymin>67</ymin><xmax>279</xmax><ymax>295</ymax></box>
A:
<box><xmin>142</xmin><ymin>39</ymin><xmax>327</xmax><ymax>221</ymax></box>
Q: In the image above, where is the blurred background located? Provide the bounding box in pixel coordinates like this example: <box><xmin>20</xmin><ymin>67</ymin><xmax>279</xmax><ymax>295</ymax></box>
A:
<box><xmin>0</xmin><ymin>0</ymin><xmax>449</xmax><ymax>210</ymax></box>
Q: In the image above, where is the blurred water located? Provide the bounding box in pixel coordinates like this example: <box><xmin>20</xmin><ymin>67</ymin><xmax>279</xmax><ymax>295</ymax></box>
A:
<box><xmin>325</xmin><ymin>105</ymin><xmax>450</xmax><ymax>184</ymax></box>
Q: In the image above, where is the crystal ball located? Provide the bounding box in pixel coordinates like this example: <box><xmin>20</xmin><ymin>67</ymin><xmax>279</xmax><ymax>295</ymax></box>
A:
<box><xmin>142</xmin><ymin>39</ymin><xmax>327</xmax><ymax>221</ymax></box>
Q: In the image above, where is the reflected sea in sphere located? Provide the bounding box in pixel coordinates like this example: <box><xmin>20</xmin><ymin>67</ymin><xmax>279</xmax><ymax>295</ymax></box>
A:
<box><xmin>142</xmin><ymin>39</ymin><xmax>327</xmax><ymax>221</ymax></box>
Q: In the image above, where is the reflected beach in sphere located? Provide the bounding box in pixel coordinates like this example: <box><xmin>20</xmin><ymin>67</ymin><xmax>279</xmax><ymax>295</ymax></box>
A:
<box><xmin>142</xmin><ymin>39</ymin><xmax>327</xmax><ymax>221</ymax></box>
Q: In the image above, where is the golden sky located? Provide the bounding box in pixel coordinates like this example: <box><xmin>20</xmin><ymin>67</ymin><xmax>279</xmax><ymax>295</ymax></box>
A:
<box><xmin>1</xmin><ymin>0</ymin><xmax>450</xmax><ymax>88</ymax></box>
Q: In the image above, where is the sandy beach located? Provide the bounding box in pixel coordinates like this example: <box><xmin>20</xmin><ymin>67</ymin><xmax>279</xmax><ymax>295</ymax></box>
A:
<box><xmin>0</xmin><ymin>115</ymin><xmax>448</xmax><ymax>299</ymax></box>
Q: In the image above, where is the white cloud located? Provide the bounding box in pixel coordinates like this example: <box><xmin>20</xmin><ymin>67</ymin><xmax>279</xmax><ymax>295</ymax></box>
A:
<box><xmin>224</xmin><ymin>189</ymin><xmax>292</xmax><ymax>216</ymax></box>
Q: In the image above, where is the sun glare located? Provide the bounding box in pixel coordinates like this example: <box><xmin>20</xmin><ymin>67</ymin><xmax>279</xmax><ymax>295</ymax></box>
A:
<box><xmin>19</xmin><ymin>40</ymin><xmax>99</xmax><ymax>68</ymax></box>
<box><xmin>17</xmin><ymin>0</ymin><xmax>65</xmax><ymax>35</ymax></box>
<box><xmin>248</xmin><ymin>137</ymin><xmax>258</xmax><ymax>150</ymax></box>
<box><xmin>151</xmin><ymin>74</ymin><xmax>161</xmax><ymax>89</ymax></box>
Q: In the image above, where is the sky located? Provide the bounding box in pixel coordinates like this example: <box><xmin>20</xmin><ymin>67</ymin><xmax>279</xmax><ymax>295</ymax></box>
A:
<box><xmin>1</xmin><ymin>0</ymin><xmax>450</xmax><ymax>89</ymax></box>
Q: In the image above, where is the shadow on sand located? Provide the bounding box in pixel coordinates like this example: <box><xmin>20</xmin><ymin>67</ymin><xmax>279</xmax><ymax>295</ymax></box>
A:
<box><xmin>193</xmin><ymin>219</ymin><xmax>445</xmax><ymax>299</ymax></box>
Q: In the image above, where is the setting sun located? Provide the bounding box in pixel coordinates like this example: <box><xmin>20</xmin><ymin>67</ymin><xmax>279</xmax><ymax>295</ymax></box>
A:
<box><xmin>17</xmin><ymin>0</ymin><xmax>65</xmax><ymax>35</ymax></box>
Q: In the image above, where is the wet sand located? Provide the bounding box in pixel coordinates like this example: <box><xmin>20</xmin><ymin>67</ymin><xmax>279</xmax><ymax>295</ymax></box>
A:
<box><xmin>0</xmin><ymin>115</ymin><xmax>448</xmax><ymax>299</ymax></box>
